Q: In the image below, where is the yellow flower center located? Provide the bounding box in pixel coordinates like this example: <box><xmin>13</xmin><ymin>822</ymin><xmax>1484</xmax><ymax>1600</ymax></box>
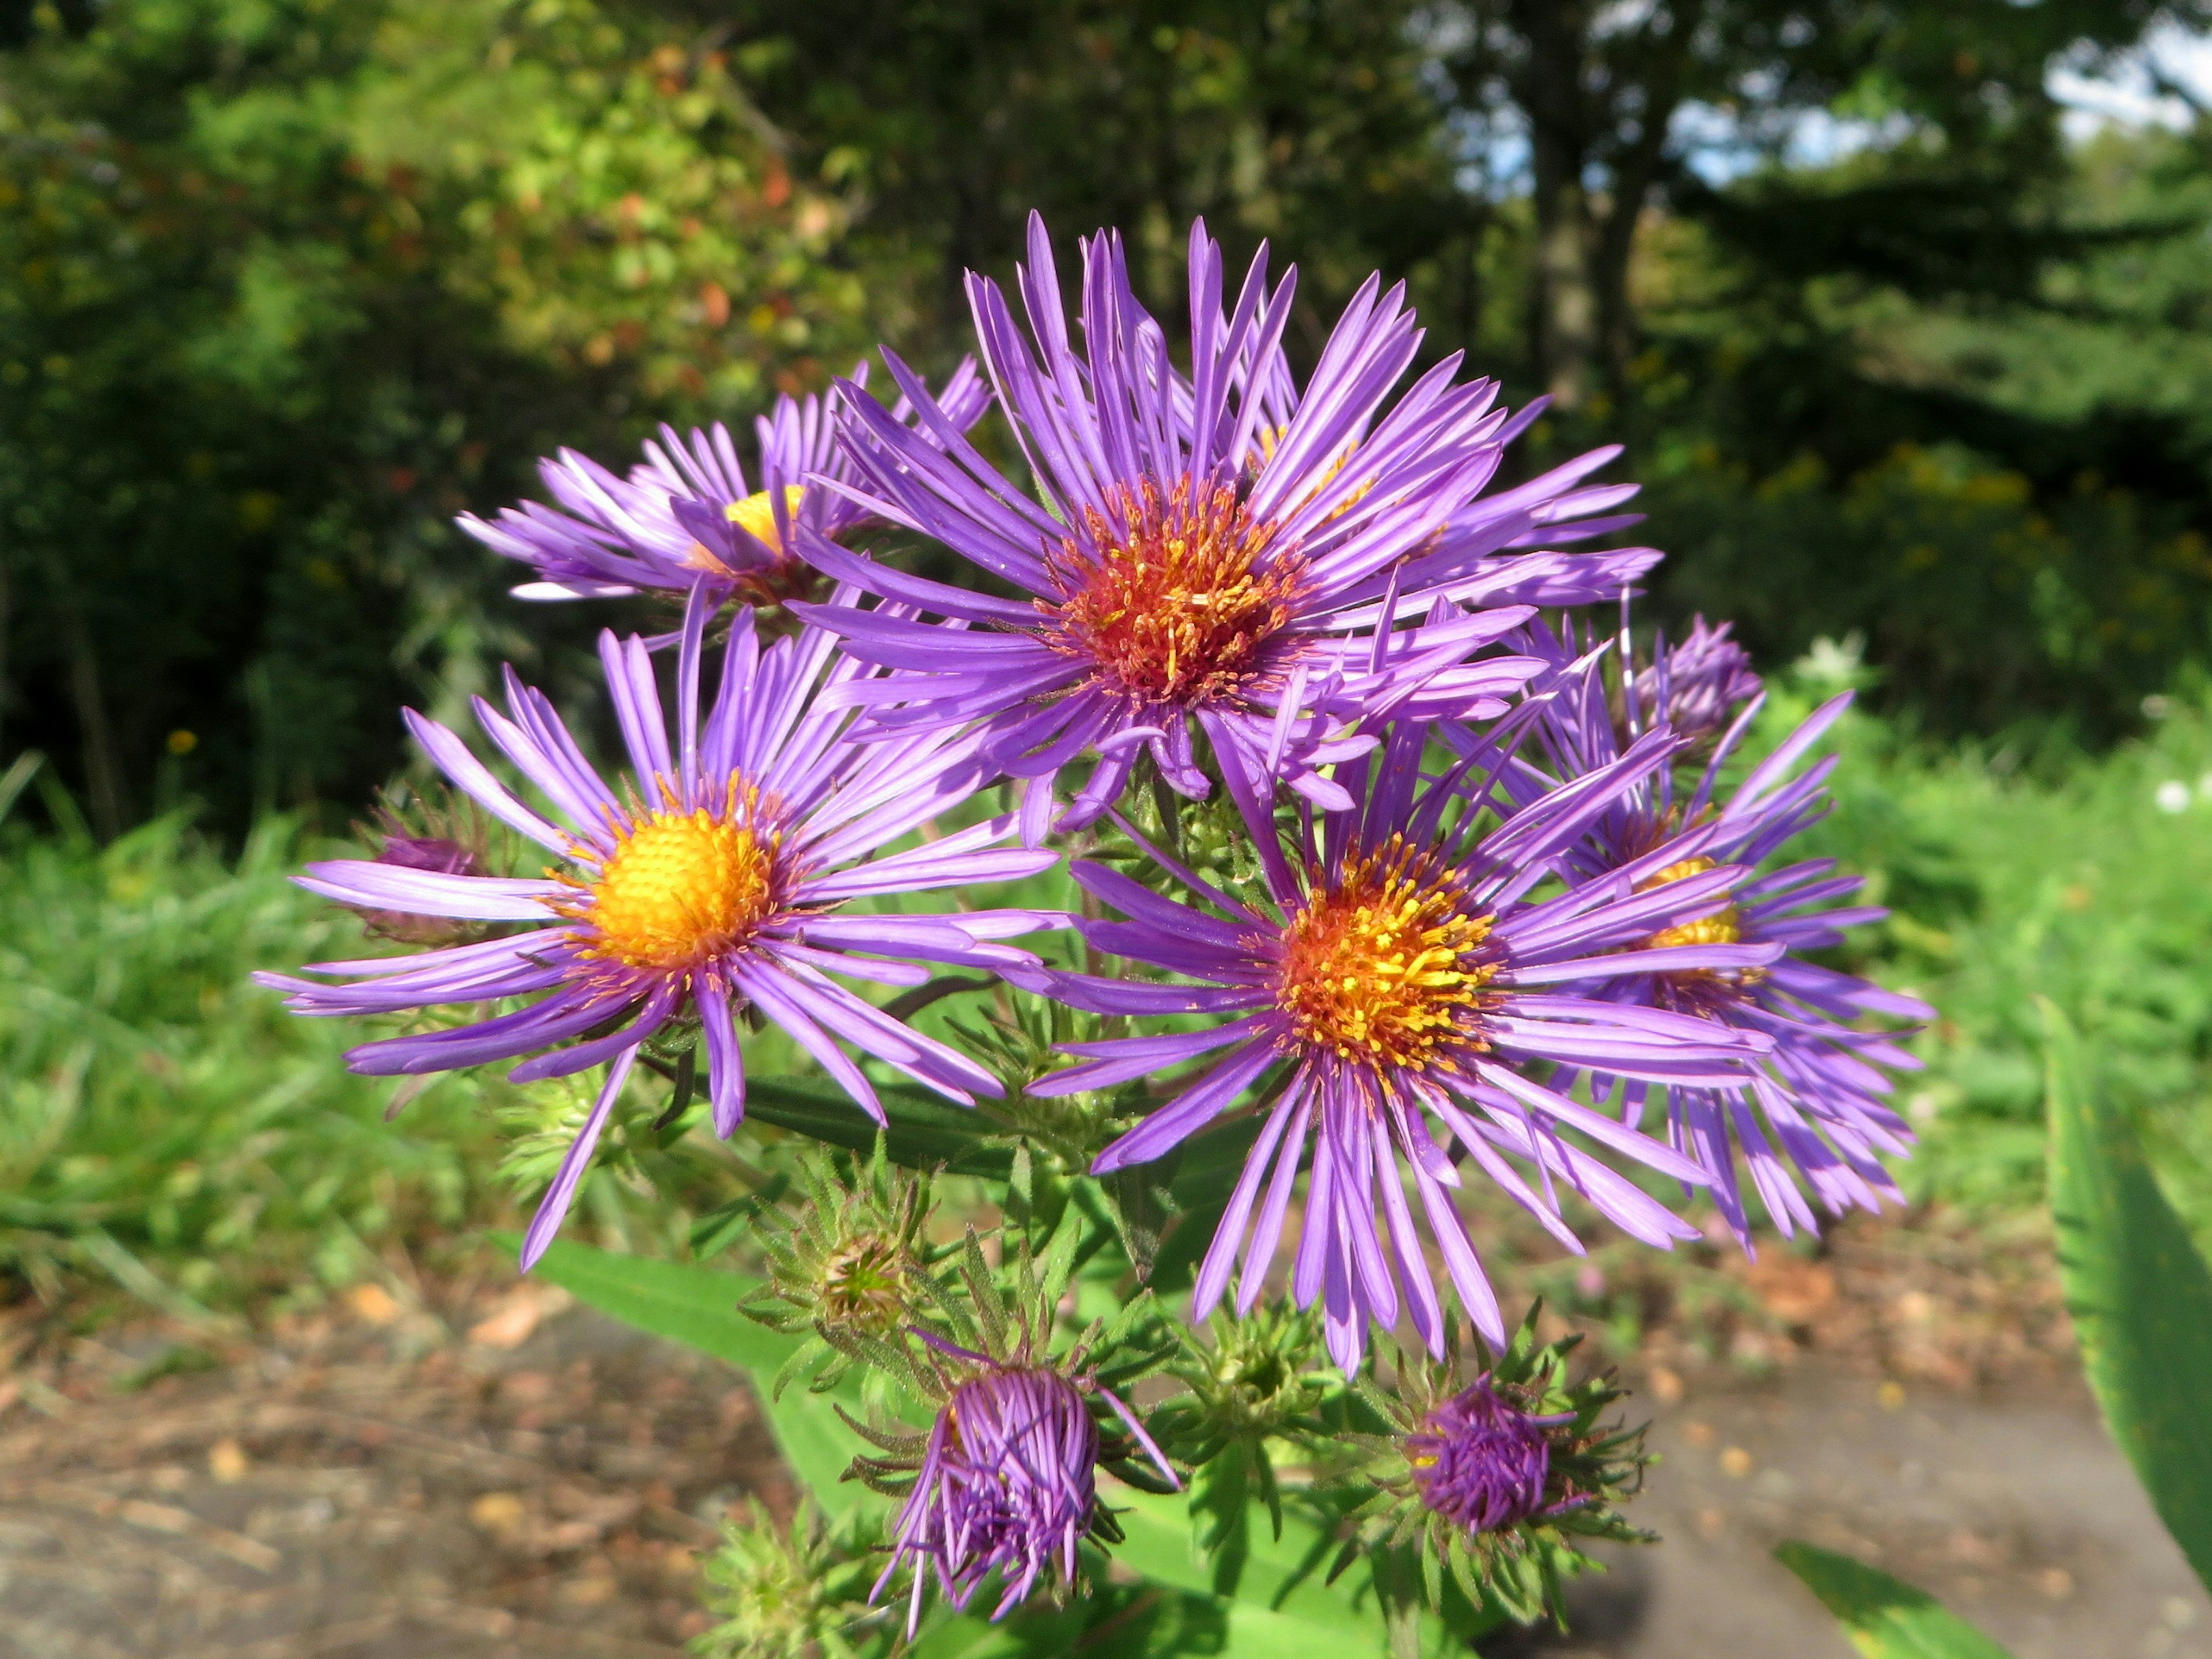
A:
<box><xmin>1043</xmin><ymin>478</ymin><xmax>1308</xmax><ymax>704</ymax></box>
<box><xmin>1274</xmin><ymin>836</ymin><xmax>1495</xmax><ymax>1072</ymax></box>
<box><xmin>572</xmin><ymin>806</ymin><xmax>782</xmax><ymax>972</ymax></box>
<box><xmin>1635</xmin><ymin>856</ymin><xmax>1743</xmax><ymax>950</ymax></box>
<box><xmin>724</xmin><ymin>484</ymin><xmax>805</xmax><ymax>551</ymax></box>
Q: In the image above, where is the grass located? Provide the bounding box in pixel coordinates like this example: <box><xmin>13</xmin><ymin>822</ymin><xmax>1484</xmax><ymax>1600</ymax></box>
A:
<box><xmin>1773</xmin><ymin>662</ymin><xmax>2212</xmax><ymax>1225</ymax></box>
<box><xmin>0</xmin><ymin>802</ymin><xmax>507</xmax><ymax>1319</ymax></box>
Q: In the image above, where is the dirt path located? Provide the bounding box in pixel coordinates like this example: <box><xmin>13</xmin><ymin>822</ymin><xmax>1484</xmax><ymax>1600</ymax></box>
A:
<box><xmin>0</xmin><ymin>1284</ymin><xmax>785</xmax><ymax>1658</ymax></box>
<box><xmin>0</xmin><ymin>1223</ymin><xmax>2198</xmax><ymax>1658</ymax></box>
<box><xmin>1491</xmin><ymin>1366</ymin><xmax>2212</xmax><ymax>1659</ymax></box>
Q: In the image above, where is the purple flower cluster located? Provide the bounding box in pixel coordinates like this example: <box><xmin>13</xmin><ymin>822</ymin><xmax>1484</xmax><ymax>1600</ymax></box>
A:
<box><xmin>264</xmin><ymin>208</ymin><xmax>1928</xmax><ymax>1623</ymax></box>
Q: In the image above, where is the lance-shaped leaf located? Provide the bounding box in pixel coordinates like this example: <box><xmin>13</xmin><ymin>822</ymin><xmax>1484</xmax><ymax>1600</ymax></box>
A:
<box><xmin>744</xmin><ymin>1073</ymin><xmax>1014</xmax><ymax>1176</ymax></box>
<box><xmin>504</xmin><ymin>1233</ymin><xmax>872</xmax><ymax>1515</ymax></box>
<box><xmin>2043</xmin><ymin>997</ymin><xmax>2212</xmax><ymax>1594</ymax></box>
<box><xmin>1777</xmin><ymin>1540</ymin><xmax>2015</xmax><ymax>1659</ymax></box>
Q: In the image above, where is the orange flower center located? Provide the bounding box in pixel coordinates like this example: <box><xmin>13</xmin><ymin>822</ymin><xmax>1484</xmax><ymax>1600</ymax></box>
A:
<box><xmin>565</xmin><ymin>801</ymin><xmax>784</xmax><ymax>972</ymax></box>
<box><xmin>1042</xmin><ymin>478</ymin><xmax>1307</xmax><ymax>704</ymax></box>
<box><xmin>1274</xmin><ymin>836</ymin><xmax>1496</xmax><ymax>1071</ymax></box>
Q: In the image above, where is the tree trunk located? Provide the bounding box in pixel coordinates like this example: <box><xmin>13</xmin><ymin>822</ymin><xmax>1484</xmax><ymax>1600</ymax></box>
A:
<box><xmin>65</xmin><ymin>608</ymin><xmax>124</xmax><ymax>840</ymax></box>
<box><xmin>1510</xmin><ymin>0</ymin><xmax>1599</xmax><ymax>408</ymax></box>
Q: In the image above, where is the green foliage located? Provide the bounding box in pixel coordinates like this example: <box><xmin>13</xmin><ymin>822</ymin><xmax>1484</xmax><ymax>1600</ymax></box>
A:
<box><xmin>692</xmin><ymin>1499</ymin><xmax>885</xmax><ymax>1659</ymax></box>
<box><xmin>1150</xmin><ymin>1304</ymin><xmax>1335</xmax><ymax>1566</ymax></box>
<box><xmin>351</xmin><ymin>0</ymin><xmax>864</xmax><ymax>406</ymax></box>
<box><xmin>1639</xmin><ymin>116</ymin><xmax>2212</xmax><ymax>736</ymax></box>
<box><xmin>1744</xmin><ymin>659</ymin><xmax>2212</xmax><ymax>1223</ymax></box>
<box><xmin>1774</xmin><ymin>1541</ymin><xmax>2017</xmax><ymax>1659</ymax></box>
<box><xmin>0</xmin><ymin>808</ymin><xmax>499</xmax><ymax>1310</ymax></box>
<box><xmin>2043</xmin><ymin>998</ymin><xmax>2212</xmax><ymax>1596</ymax></box>
<box><xmin>732</xmin><ymin>0</ymin><xmax>1469</xmax><ymax>348</ymax></box>
<box><xmin>0</xmin><ymin>0</ymin><xmax>870</xmax><ymax>836</ymax></box>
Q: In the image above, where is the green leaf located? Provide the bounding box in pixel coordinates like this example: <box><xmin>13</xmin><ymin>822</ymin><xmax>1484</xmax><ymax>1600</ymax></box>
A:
<box><xmin>1147</xmin><ymin>1113</ymin><xmax>1265</xmax><ymax>1294</ymax></box>
<box><xmin>2043</xmin><ymin>997</ymin><xmax>2212</xmax><ymax>1594</ymax></box>
<box><xmin>1109</xmin><ymin>1484</ymin><xmax>1381</xmax><ymax>1644</ymax></box>
<box><xmin>744</xmin><ymin>1074</ymin><xmax>1013</xmax><ymax>1177</ymax></box>
<box><xmin>1189</xmin><ymin>1446</ymin><xmax>1252</xmax><ymax>1596</ymax></box>
<box><xmin>1775</xmin><ymin>1541</ymin><xmax>2015</xmax><ymax>1659</ymax></box>
<box><xmin>500</xmin><ymin>1232</ymin><xmax>872</xmax><ymax>1516</ymax></box>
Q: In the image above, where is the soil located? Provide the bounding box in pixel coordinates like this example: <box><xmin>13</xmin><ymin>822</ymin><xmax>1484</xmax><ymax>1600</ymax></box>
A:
<box><xmin>0</xmin><ymin>1276</ymin><xmax>787</xmax><ymax>1658</ymax></box>
<box><xmin>0</xmin><ymin>1209</ymin><xmax>2195</xmax><ymax>1658</ymax></box>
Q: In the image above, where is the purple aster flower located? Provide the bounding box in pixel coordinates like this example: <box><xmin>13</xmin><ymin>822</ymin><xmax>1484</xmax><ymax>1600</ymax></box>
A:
<box><xmin>257</xmin><ymin>593</ymin><xmax>1057</xmax><ymax>1267</ymax></box>
<box><xmin>795</xmin><ymin>213</ymin><xmax>1654</xmax><ymax>838</ymax></box>
<box><xmin>1018</xmin><ymin>718</ymin><xmax>1779</xmax><ymax>1373</ymax></box>
<box><xmin>878</xmin><ymin>1355</ymin><xmax>1101</xmax><ymax>1628</ymax></box>
<box><xmin>343</xmin><ymin>793</ymin><xmax>498</xmax><ymax>946</ymax></box>
<box><xmin>1520</xmin><ymin>628</ymin><xmax>1931</xmax><ymax>1245</ymax></box>
<box><xmin>1340</xmin><ymin>1314</ymin><xmax>1649</xmax><ymax>1626</ymax></box>
<box><xmin>849</xmin><ymin>1299</ymin><xmax>1177</xmax><ymax>1635</ymax></box>
<box><xmin>460</xmin><ymin>358</ymin><xmax>988</xmax><ymax>606</ymax></box>
<box><xmin>1406</xmin><ymin>1377</ymin><xmax>1577</xmax><ymax>1535</ymax></box>
<box><xmin>1623</xmin><ymin>614</ymin><xmax>1762</xmax><ymax>749</ymax></box>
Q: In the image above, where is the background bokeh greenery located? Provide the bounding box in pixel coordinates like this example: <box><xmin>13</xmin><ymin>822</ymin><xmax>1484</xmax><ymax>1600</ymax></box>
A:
<box><xmin>9</xmin><ymin>0</ymin><xmax>2212</xmax><ymax>1313</ymax></box>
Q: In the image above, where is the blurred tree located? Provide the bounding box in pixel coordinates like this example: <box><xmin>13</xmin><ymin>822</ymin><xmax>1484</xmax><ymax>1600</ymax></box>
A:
<box><xmin>1429</xmin><ymin>1</ymin><xmax>2212</xmax><ymax>411</ymax></box>
<box><xmin>719</xmin><ymin>0</ymin><xmax>1473</xmax><ymax>362</ymax></box>
<box><xmin>0</xmin><ymin>0</ymin><xmax>869</xmax><ymax>836</ymax></box>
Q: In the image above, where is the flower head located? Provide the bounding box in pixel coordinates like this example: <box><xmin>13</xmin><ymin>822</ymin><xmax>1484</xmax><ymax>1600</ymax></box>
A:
<box><xmin>799</xmin><ymin>214</ymin><xmax>1653</xmax><ymax>836</ymax></box>
<box><xmin>1406</xmin><ymin>1377</ymin><xmax>1567</xmax><ymax>1535</ymax></box>
<box><xmin>1622</xmin><ymin>614</ymin><xmax>1762</xmax><ymax>749</ymax></box>
<box><xmin>257</xmin><ymin>592</ymin><xmax>1058</xmax><ymax>1267</ymax></box>
<box><xmin>742</xmin><ymin>1142</ymin><xmax>954</xmax><ymax>1398</ymax></box>
<box><xmin>1021</xmin><ymin>717</ymin><xmax>1778</xmax><ymax>1372</ymax></box>
<box><xmin>461</xmin><ymin>358</ymin><xmax>988</xmax><ymax>605</ymax></box>
<box><xmin>844</xmin><ymin>1234</ymin><xmax>1178</xmax><ymax>1633</ymax></box>
<box><xmin>1339</xmin><ymin>1313</ymin><xmax>1649</xmax><ymax>1628</ymax></box>
<box><xmin>887</xmin><ymin>1359</ymin><xmax>1101</xmax><ymax>1626</ymax></box>
<box><xmin>694</xmin><ymin>1499</ymin><xmax>880</xmax><ymax>1659</ymax></box>
<box><xmin>344</xmin><ymin>787</ymin><xmax>501</xmax><ymax>946</ymax></box>
<box><xmin>1520</xmin><ymin>624</ymin><xmax>1930</xmax><ymax>1245</ymax></box>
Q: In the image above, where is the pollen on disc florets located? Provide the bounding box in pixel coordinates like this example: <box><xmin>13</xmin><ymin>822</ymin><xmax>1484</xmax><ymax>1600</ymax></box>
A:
<box><xmin>560</xmin><ymin>787</ymin><xmax>787</xmax><ymax>972</ymax></box>
<box><xmin>1041</xmin><ymin>476</ymin><xmax>1309</xmax><ymax>705</ymax></box>
<box><xmin>1272</xmin><ymin>835</ymin><xmax>1497</xmax><ymax>1074</ymax></box>
<box><xmin>1635</xmin><ymin>856</ymin><xmax>1744</xmax><ymax>950</ymax></box>
<box><xmin>1632</xmin><ymin>855</ymin><xmax>1770</xmax><ymax>1009</ymax></box>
